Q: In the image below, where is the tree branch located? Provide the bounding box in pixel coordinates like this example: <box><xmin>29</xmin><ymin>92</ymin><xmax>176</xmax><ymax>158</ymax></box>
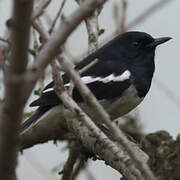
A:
<box><xmin>0</xmin><ymin>0</ymin><xmax>34</xmax><ymax>179</ymax></box>
<box><xmin>113</xmin><ymin>0</ymin><xmax>127</xmax><ymax>34</ymax></box>
<box><xmin>61</xmin><ymin>142</ymin><xmax>80</xmax><ymax>180</ymax></box>
<box><xmin>32</xmin><ymin>0</ymin><xmax>51</xmax><ymax>20</ymax></box>
<box><xmin>76</xmin><ymin>0</ymin><xmax>99</xmax><ymax>52</ymax></box>
<box><xmin>48</xmin><ymin>0</ymin><xmax>67</xmax><ymax>34</ymax></box>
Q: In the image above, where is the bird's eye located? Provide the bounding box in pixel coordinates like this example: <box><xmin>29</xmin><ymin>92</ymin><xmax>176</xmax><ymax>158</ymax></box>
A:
<box><xmin>132</xmin><ymin>41</ymin><xmax>140</xmax><ymax>47</ymax></box>
<box><xmin>133</xmin><ymin>41</ymin><xmax>140</xmax><ymax>47</ymax></box>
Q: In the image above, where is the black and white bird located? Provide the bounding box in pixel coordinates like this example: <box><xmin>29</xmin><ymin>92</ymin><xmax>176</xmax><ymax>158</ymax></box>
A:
<box><xmin>21</xmin><ymin>31</ymin><xmax>171</xmax><ymax>131</ymax></box>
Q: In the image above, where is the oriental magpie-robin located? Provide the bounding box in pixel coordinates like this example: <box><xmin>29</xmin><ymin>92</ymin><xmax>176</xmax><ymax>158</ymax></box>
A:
<box><xmin>21</xmin><ymin>31</ymin><xmax>171</xmax><ymax>131</ymax></box>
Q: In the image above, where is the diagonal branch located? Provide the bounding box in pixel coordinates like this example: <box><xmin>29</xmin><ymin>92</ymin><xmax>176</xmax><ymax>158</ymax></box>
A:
<box><xmin>32</xmin><ymin>0</ymin><xmax>51</xmax><ymax>20</ymax></box>
<box><xmin>126</xmin><ymin>0</ymin><xmax>173</xmax><ymax>30</ymax></box>
<box><xmin>60</xmin><ymin>142</ymin><xmax>80</xmax><ymax>180</ymax></box>
<box><xmin>49</xmin><ymin>0</ymin><xmax>67</xmax><ymax>34</ymax></box>
<box><xmin>33</xmin><ymin>0</ymin><xmax>105</xmax><ymax>71</ymax></box>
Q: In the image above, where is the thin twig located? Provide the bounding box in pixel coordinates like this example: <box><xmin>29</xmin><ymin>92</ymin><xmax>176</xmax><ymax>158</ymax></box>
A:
<box><xmin>32</xmin><ymin>24</ymin><xmax>45</xmax><ymax>91</ymax></box>
<box><xmin>49</xmin><ymin>0</ymin><xmax>66</xmax><ymax>34</ymax></box>
<box><xmin>68</xmin><ymin>57</ymin><xmax>99</xmax><ymax>96</ymax></box>
<box><xmin>78</xmin><ymin>58</ymin><xmax>99</xmax><ymax>74</ymax></box>
<box><xmin>72</xmin><ymin>159</ymin><xmax>85</xmax><ymax>180</ymax></box>
<box><xmin>114</xmin><ymin>0</ymin><xmax>127</xmax><ymax>34</ymax></box>
<box><xmin>33</xmin><ymin>19</ymin><xmax>50</xmax><ymax>43</ymax></box>
<box><xmin>0</xmin><ymin>37</ymin><xmax>9</xmax><ymax>44</ymax></box>
<box><xmin>61</xmin><ymin>142</ymin><xmax>80</xmax><ymax>180</ymax></box>
<box><xmin>85</xmin><ymin>10</ymin><xmax>99</xmax><ymax>52</ymax></box>
<box><xmin>0</xmin><ymin>45</ymin><xmax>8</xmax><ymax>70</ymax></box>
<box><xmin>76</xmin><ymin>0</ymin><xmax>99</xmax><ymax>52</ymax></box>
<box><xmin>63</xmin><ymin>57</ymin><xmax>99</xmax><ymax>96</ymax></box>
<box><xmin>126</xmin><ymin>0</ymin><xmax>173</xmax><ymax>30</ymax></box>
<box><xmin>32</xmin><ymin>0</ymin><xmax>51</xmax><ymax>20</ymax></box>
<box><xmin>154</xmin><ymin>78</ymin><xmax>180</xmax><ymax>110</ymax></box>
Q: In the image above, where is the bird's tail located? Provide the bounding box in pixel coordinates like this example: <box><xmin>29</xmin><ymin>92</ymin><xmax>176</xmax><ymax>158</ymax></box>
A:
<box><xmin>21</xmin><ymin>106</ymin><xmax>52</xmax><ymax>132</ymax></box>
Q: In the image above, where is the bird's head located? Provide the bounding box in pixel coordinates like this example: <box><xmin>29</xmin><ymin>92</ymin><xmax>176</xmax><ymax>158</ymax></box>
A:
<box><xmin>114</xmin><ymin>31</ymin><xmax>171</xmax><ymax>63</ymax></box>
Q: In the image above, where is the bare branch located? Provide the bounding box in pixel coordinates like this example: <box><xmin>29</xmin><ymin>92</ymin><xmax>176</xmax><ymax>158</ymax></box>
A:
<box><xmin>0</xmin><ymin>0</ymin><xmax>34</xmax><ymax>179</ymax></box>
<box><xmin>114</xmin><ymin>0</ymin><xmax>127</xmax><ymax>34</ymax></box>
<box><xmin>85</xmin><ymin>10</ymin><xmax>99</xmax><ymax>52</ymax></box>
<box><xmin>78</xmin><ymin>58</ymin><xmax>99</xmax><ymax>74</ymax></box>
<box><xmin>76</xmin><ymin>0</ymin><xmax>99</xmax><ymax>52</ymax></box>
<box><xmin>49</xmin><ymin>0</ymin><xmax>67</xmax><ymax>34</ymax></box>
<box><xmin>61</xmin><ymin>142</ymin><xmax>80</xmax><ymax>180</ymax></box>
<box><xmin>32</xmin><ymin>0</ymin><xmax>51</xmax><ymax>20</ymax></box>
<box><xmin>72</xmin><ymin>159</ymin><xmax>85</xmax><ymax>180</ymax></box>
<box><xmin>0</xmin><ymin>37</ymin><xmax>9</xmax><ymax>44</ymax></box>
<box><xmin>33</xmin><ymin>19</ymin><xmax>50</xmax><ymax>43</ymax></box>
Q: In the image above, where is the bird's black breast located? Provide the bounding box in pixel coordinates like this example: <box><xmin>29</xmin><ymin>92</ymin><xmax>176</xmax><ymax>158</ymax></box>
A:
<box><xmin>129</xmin><ymin>52</ymin><xmax>155</xmax><ymax>97</ymax></box>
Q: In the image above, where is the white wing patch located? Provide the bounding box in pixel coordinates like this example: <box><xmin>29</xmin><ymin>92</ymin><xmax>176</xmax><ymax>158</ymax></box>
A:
<box><xmin>79</xmin><ymin>76</ymin><xmax>101</xmax><ymax>84</ymax></box>
<box><xmin>102</xmin><ymin>70</ymin><xmax>131</xmax><ymax>83</ymax></box>
<box><xmin>79</xmin><ymin>70</ymin><xmax>131</xmax><ymax>84</ymax></box>
<box><xmin>43</xmin><ymin>88</ymin><xmax>54</xmax><ymax>93</ymax></box>
<box><xmin>43</xmin><ymin>70</ymin><xmax>131</xmax><ymax>93</ymax></box>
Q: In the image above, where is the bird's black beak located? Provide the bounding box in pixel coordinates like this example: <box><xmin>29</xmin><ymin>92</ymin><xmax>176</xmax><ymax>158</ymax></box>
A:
<box><xmin>147</xmin><ymin>37</ymin><xmax>172</xmax><ymax>48</ymax></box>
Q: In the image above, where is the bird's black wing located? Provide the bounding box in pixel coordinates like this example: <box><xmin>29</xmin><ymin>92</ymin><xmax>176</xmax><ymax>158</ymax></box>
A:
<box><xmin>41</xmin><ymin>35</ymin><xmax>127</xmax><ymax>93</ymax></box>
<box><xmin>31</xmin><ymin>78</ymin><xmax>131</xmax><ymax>107</ymax></box>
<box><xmin>30</xmin><ymin>56</ymin><xmax>130</xmax><ymax>108</ymax></box>
<box><xmin>30</xmin><ymin>38</ymin><xmax>131</xmax><ymax>107</ymax></box>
